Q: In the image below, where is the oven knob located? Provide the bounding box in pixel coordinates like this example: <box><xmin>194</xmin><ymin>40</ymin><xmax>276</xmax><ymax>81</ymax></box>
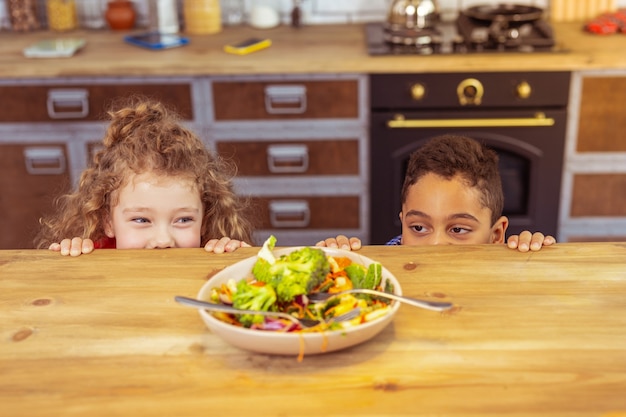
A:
<box><xmin>410</xmin><ymin>83</ymin><xmax>426</xmax><ymax>101</ymax></box>
<box><xmin>457</xmin><ymin>78</ymin><xmax>484</xmax><ymax>105</ymax></box>
<box><xmin>516</xmin><ymin>81</ymin><xmax>532</xmax><ymax>99</ymax></box>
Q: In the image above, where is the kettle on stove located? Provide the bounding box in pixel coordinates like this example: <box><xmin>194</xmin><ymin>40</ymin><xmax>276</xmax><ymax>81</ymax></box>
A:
<box><xmin>386</xmin><ymin>0</ymin><xmax>440</xmax><ymax>30</ymax></box>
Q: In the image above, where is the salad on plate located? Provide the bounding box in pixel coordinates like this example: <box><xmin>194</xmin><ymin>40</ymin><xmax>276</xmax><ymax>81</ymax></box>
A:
<box><xmin>208</xmin><ymin>236</ymin><xmax>395</xmax><ymax>332</ymax></box>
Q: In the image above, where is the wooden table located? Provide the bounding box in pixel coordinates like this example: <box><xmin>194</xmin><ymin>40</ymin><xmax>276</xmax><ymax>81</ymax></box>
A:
<box><xmin>2</xmin><ymin>243</ymin><xmax>626</xmax><ymax>416</ymax></box>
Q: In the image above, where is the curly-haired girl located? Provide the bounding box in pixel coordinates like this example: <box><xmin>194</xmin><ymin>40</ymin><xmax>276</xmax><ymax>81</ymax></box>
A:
<box><xmin>36</xmin><ymin>99</ymin><xmax>255</xmax><ymax>256</ymax></box>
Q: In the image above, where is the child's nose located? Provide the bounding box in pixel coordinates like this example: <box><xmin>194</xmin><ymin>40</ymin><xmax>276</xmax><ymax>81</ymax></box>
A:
<box><xmin>150</xmin><ymin>227</ymin><xmax>175</xmax><ymax>249</ymax></box>
<box><xmin>429</xmin><ymin>229</ymin><xmax>450</xmax><ymax>246</ymax></box>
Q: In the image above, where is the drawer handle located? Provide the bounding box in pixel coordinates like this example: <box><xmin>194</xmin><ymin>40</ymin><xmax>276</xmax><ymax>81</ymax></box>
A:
<box><xmin>269</xmin><ymin>200</ymin><xmax>310</xmax><ymax>228</ymax></box>
<box><xmin>264</xmin><ymin>85</ymin><xmax>307</xmax><ymax>114</ymax></box>
<box><xmin>47</xmin><ymin>89</ymin><xmax>89</xmax><ymax>119</ymax></box>
<box><xmin>23</xmin><ymin>147</ymin><xmax>66</xmax><ymax>175</ymax></box>
<box><xmin>267</xmin><ymin>144</ymin><xmax>309</xmax><ymax>173</ymax></box>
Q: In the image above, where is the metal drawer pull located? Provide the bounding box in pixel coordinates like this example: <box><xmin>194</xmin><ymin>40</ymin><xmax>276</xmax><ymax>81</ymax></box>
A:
<box><xmin>387</xmin><ymin>112</ymin><xmax>555</xmax><ymax>128</ymax></box>
<box><xmin>264</xmin><ymin>85</ymin><xmax>307</xmax><ymax>114</ymax></box>
<box><xmin>47</xmin><ymin>89</ymin><xmax>89</xmax><ymax>119</ymax></box>
<box><xmin>267</xmin><ymin>144</ymin><xmax>309</xmax><ymax>173</ymax></box>
<box><xmin>23</xmin><ymin>147</ymin><xmax>66</xmax><ymax>175</ymax></box>
<box><xmin>269</xmin><ymin>200</ymin><xmax>310</xmax><ymax>228</ymax></box>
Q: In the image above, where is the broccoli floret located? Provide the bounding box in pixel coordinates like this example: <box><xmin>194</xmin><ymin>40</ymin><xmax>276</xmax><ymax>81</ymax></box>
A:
<box><xmin>257</xmin><ymin>235</ymin><xmax>277</xmax><ymax>264</ymax></box>
<box><xmin>252</xmin><ymin>246</ymin><xmax>330</xmax><ymax>303</ymax></box>
<box><xmin>345</xmin><ymin>262</ymin><xmax>382</xmax><ymax>290</ymax></box>
<box><xmin>231</xmin><ymin>279</ymin><xmax>277</xmax><ymax>327</ymax></box>
<box><xmin>251</xmin><ymin>235</ymin><xmax>277</xmax><ymax>282</ymax></box>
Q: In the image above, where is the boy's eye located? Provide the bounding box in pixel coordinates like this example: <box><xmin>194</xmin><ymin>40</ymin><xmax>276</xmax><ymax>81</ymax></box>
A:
<box><xmin>450</xmin><ymin>227</ymin><xmax>470</xmax><ymax>234</ymax></box>
<box><xmin>410</xmin><ymin>225</ymin><xmax>425</xmax><ymax>232</ymax></box>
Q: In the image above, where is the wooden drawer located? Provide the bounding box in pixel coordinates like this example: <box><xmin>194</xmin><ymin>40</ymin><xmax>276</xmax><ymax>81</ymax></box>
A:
<box><xmin>0</xmin><ymin>83</ymin><xmax>193</xmax><ymax>122</ymax></box>
<box><xmin>251</xmin><ymin>197</ymin><xmax>360</xmax><ymax>230</ymax></box>
<box><xmin>571</xmin><ymin>173</ymin><xmax>626</xmax><ymax>217</ymax></box>
<box><xmin>577</xmin><ymin>77</ymin><xmax>626</xmax><ymax>152</ymax></box>
<box><xmin>216</xmin><ymin>139</ymin><xmax>359</xmax><ymax>176</ymax></box>
<box><xmin>211</xmin><ymin>80</ymin><xmax>359</xmax><ymax>121</ymax></box>
<box><xmin>0</xmin><ymin>144</ymin><xmax>71</xmax><ymax>249</ymax></box>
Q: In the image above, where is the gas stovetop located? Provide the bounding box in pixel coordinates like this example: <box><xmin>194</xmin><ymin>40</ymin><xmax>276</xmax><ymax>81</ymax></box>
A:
<box><xmin>366</xmin><ymin>15</ymin><xmax>562</xmax><ymax>56</ymax></box>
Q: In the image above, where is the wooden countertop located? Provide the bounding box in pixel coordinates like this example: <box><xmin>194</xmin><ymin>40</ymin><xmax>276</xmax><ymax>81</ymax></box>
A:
<box><xmin>2</xmin><ymin>243</ymin><xmax>626</xmax><ymax>416</ymax></box>
<box><xmin>1</xmin><ymin>22</ymin><xmax>626</xmax><ymax>79</ymax></box>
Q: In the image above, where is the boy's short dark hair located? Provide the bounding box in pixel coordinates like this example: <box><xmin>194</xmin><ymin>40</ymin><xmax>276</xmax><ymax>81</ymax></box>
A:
<box><xmin>400</xmin><ymin>134</ymin><xmax>504</xmax><ymax>226</ymax></box>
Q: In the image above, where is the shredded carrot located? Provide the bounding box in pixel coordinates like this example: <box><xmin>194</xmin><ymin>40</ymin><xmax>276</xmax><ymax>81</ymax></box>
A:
<box><xmin>334</xmin><ymin>256</ymin><xmax>353</xmax><ymax>269</ymax></box>
<box><xmin>320</xmin><ymin>330</ymin><xmax>328</xmax><ymax>353</ymax></box>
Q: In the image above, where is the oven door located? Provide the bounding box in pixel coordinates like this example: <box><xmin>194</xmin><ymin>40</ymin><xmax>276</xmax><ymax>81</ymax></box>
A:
<box><xmin>369</xmin><ymin>108</ymin><xmax>567</xmax><ymax>244</ymax></box>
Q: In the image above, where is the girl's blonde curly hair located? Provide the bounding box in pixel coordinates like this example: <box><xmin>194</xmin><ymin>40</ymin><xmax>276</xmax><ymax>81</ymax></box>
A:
<box><xmin>36</xmin><ymin>98</ymin><xmax>255</xmax><ymax>248</ymax></box>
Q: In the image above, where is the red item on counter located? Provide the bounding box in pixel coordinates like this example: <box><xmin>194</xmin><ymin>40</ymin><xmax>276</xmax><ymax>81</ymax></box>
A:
<box><xmin>585</xmin><ymin>9</ymin><xmax>626</xmax><ymax>34</ymax></box>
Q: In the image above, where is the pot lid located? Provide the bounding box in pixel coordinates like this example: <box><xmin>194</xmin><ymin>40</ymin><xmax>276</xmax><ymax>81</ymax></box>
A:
<box><xmin>463</xmin><ymin>4</ymin><xmax>544</xmax><ymax>23</ymax></box>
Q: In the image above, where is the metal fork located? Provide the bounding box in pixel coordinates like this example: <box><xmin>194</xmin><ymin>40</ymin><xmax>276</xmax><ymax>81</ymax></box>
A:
<box><xmin>175</xmin><ymin>295</ymin><xmax>360</xmax><ymax>328</ymax></box>
<box><xmin>307</xmin><ymin>289</ymin><xmax>454</xmax><ymax>312</ymax></box>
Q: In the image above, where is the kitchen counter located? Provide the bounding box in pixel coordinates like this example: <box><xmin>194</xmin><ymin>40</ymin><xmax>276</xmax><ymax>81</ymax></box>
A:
<box><xmin>1</xmin><ymin>22</ymin><xmax>626</xmax><ymax>78</ymax></box>
<box><xmin>2</xmin><ymin>243</ymin><xmax>626</xmax><ymax>416</ymax></box>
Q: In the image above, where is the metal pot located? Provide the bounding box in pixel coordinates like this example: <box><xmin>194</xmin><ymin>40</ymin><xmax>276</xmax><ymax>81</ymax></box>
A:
<box><xmin>386</xmin><ymin>0</ymin><xmax>440</xmax><ymax>31</ymax></box>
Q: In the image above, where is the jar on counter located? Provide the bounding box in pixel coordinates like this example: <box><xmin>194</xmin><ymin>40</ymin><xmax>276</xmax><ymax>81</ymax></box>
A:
<box><xmin>221</xmin><ymin>0</ymin><xmax>244</xmax><ymax>26</ymax></box>
<box><xmin>249</xmin><ymin>0</ymin><xmax>280</xmax><ymax>29</ymax></box>
<box><xmin>76</xmin><ymin>0</ymin><xmax>105</xmax><ymax>29</ymax></box>
<box><xmin>7</xmin><ymin>0</ymin><xmax>41</xmax><ymax>31</ymax></box>
<box><xmin>105</xmin><ymin>0</ymin><xmax>136</xmax><ymax>30</ymax></box>
<box><xmin>46</xmin><ymin>0</ymin><xmax>77</xmax><ymax>31</ymax></box>
<box><xmin>183</xmin><ymin>0</ymin><xmax>221</xmax><ymax>34</ymax></box>
<box><xmin>149</xmin><ymin>0</ymin><xmax>179</xmax><ymax>34</ymax></box>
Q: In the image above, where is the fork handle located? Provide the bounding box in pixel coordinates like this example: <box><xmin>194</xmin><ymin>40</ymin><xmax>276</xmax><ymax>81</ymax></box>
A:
<box><xmin>338</xmin><ymin>289</ymin><xmax>453</xmax><ymax>312</ymax></box>
<box><xmin>174</xmin><ymin>296</ymin><xmax>302</xmax><ymax>325</ymax></box>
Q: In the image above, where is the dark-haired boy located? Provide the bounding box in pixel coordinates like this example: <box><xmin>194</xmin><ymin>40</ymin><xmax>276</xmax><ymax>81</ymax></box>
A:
<box><xmin>318</xmin><ymin>134</ymin><xmax>555</xmax><ymax>252</ymax></box>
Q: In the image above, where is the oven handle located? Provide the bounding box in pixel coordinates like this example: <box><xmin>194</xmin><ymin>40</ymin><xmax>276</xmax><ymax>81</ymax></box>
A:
<box><xmin>387</xmin><ymin>112</ymin><xmax>555</xmax><ymax>128</ymax></box>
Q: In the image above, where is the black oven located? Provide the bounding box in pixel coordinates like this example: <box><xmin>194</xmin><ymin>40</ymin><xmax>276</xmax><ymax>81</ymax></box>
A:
<box><xmin>369</xmin><ymin>72</ymin><xmax>570</xmax><ymax>244</ymax></box>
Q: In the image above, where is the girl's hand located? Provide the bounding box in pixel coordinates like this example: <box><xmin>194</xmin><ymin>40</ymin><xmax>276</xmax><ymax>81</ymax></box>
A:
<box><xmin>204</xmin><ymin>237</ymin><xmax>251</xmax><ymax>254</ymax></box>
<box><xmin>315</xmin><ymin>235</ymin><xmax>362</xmax><ymax>251</ymax></box>
<box><xmin>507</xmin><ymin>231</ymin><xmax>556</xmax><ymax>252</ymax></box>
<box><xmin>49</xmin><ymin>238</ymin><xmax>95</xmax><ymax>256</ymax></box>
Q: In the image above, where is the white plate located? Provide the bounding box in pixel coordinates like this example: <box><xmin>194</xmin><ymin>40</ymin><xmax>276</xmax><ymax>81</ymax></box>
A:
<box><xmin>196</xmin><ymin>247</ymin><xmax>402</xmax><ymax>356</ymax></box>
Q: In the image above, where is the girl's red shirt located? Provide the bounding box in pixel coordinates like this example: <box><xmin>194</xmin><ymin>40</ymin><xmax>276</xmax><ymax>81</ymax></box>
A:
<box><xmin>94</xmin><ymin>237</ymin><xmax>116</xmax><ymax>249</ymax></box>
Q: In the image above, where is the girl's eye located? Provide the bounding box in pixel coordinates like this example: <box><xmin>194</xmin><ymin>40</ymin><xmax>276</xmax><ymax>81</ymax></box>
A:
<box><xmin>176</xmin><ymin>217</ymin><xmax>194</xmax><ymax>224</ymax></box>
<box><xmin>132</xmin><ymin>217</ymin><xmax>149</xmax><ymax>224</ymax></box>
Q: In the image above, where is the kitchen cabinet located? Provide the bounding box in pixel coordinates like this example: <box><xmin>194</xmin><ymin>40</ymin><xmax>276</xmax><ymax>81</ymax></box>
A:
<box><xmin>558</xmin><ymin>71</ymin><xmax>626</xmax><ymax>242</ymax></box>
<box><xmin>0</xmin><ymin>143</ymin><xmax>70</xmax><ymax>249</ymax></box>
<box><xmin>206</xmin><ymin>74</ymin><xmax>369</xmax><ymax>246</ymax></box>
<box><xmin>0</xmin><ymin>74</ymin><xmax>368</xmax><ymax>248</ymax></box>
<box><xmin>0</xmin><ymin>77</ymin><xmax>202</xmax><ymax>249</ymax></box>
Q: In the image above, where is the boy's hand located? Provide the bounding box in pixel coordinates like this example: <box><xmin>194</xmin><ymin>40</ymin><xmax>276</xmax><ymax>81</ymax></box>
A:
<box><xmin>204</xmin><ymin>237</ymin><xmax>251</xmax><ymax>254</ymax></box>
<box><xmin>315</xmin><ymin>235</ymin><xmax>362</xmax><ymax>251</ymax></box>
<box><xmin>507</xmin><ymin>231</ymin><xmax>556</xmax><ymax>252</ymax></box>
<box><xmin>49</xmin><ymin>238</ymin><xmax>95</xmax><ymax>256</ymax></box>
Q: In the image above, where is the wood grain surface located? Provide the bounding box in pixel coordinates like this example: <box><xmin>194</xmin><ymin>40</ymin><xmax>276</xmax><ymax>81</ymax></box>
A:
<box><xmin>1</xmin><ymin>22</ymin><xmax>626</xmax><ymax>79</ymax></box>
<box><xmin>1</xmin><ymin>243</ymin><xmax>626</xmax><ymax>416</ymax></box>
